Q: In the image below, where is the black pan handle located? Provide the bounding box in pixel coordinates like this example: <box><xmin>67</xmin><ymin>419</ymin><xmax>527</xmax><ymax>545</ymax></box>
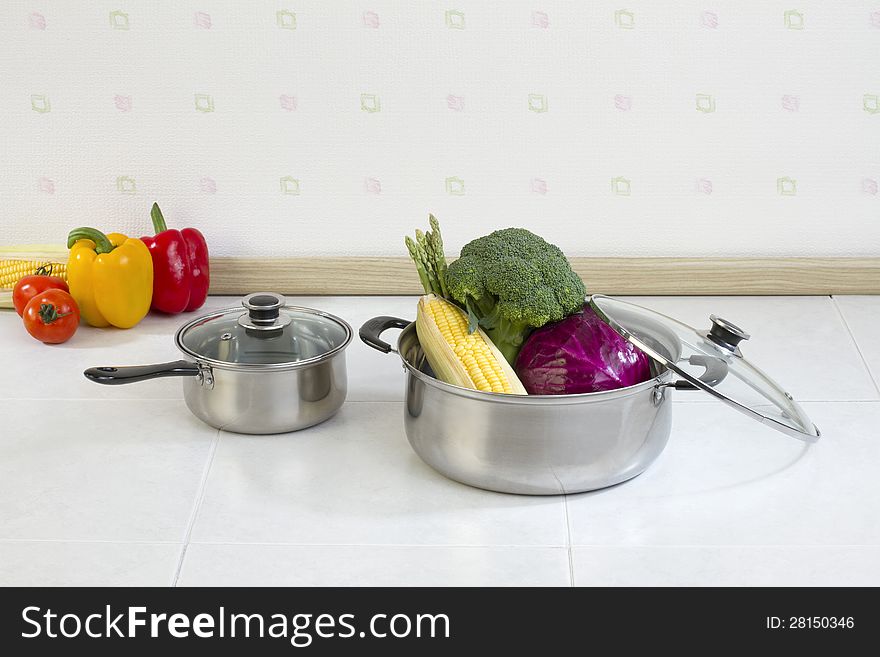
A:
<box><xmin>359</xmin><ymin>316</ymin><xmax>411</xmax><ymax>354</ymax></box>
<box><xmin>84</xmin><ymin>360</ymin><xmax>200</xmax><ymax>385</ymax></box>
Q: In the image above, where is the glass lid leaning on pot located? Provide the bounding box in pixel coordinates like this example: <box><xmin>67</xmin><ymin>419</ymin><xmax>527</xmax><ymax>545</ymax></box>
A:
<box><xmin>588</xmin><ymin>295</ymin><xmax>820</xmax><ymax>442</ymax></box>
<box><xmin>175</xmin><ymin>292</ymin><xmax>352</xmax><ymax>369</ymax></box>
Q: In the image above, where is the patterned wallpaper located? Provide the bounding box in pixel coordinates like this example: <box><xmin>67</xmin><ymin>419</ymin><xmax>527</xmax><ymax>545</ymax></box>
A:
<box><xmin>1</xmin><ymin>1</ymin><xmax>878</xmax><ymax>257</ymax></box>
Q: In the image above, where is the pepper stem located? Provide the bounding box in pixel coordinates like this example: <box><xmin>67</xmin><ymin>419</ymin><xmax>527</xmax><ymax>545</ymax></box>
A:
<box><xmin>151</xmin><ymin>202</ymin><xmax>168</xmax><ymax>234</ymax></box>
<box><xmin>67</xmin><ymin>227</ymin><xmax>114</xmax><ymax>254</ymax></box>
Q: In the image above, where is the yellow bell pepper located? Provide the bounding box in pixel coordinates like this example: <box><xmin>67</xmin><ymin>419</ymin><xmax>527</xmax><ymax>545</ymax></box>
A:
<box><xmin>67</xmin><ymin>228</ymin><xmax>153</xmax><ymax>329</ymax></box>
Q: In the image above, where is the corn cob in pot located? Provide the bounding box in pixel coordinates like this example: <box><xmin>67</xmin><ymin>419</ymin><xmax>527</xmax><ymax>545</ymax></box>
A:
<box><xmin>417</xmin><ymin>294</ymin><xmax>527</xmax><ymax>394</ymax></box>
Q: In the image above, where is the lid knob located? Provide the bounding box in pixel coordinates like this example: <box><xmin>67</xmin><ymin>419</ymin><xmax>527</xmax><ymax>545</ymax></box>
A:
<box><xmin>242</xmin><ymin>292</ymin><xmax>286</xmax><ymax>326</ymax></box>
<box><xmin>238</xmin><ymin>292</ymin><xmax>291</xmax><ymax>334</ymax></box>
<box><xmin>707</xmin><ymin>315</ymin><xmax>750</xmax><ymax>351</ymax></box>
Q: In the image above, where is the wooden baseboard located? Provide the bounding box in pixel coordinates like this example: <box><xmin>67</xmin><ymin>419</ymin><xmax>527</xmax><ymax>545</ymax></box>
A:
<box><xmin>208</xmin><ymin>256</ymin><xmax>880</xmax><ymax>296</ymax></box>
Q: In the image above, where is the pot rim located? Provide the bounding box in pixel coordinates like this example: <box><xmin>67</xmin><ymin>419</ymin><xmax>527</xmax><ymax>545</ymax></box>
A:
<box><xmin>174</xmin><ymin>305</ymin><xmax>353</xmax><ymax>372</ymax></box>
<box><xmin>396</xmin><ymin>323</ymin><xmax>671</xmax><ymax>405</ymax></box>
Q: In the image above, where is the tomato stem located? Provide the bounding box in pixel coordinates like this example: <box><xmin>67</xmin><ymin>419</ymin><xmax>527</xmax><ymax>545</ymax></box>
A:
<box><xmin>37</xmin><ymin>303</ymin><xmax>71</xmax><ymax>325</ymax></box>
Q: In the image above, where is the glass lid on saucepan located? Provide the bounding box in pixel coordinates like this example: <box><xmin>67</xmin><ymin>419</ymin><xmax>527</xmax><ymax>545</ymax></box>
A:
<box><xmin>175</xmin><ymin>292</ymin><xmax>352</xmax><ymax>369</ymax></box>
<box><xmin>589</xmin><ymin>295</ymin><xmax>820</xmax><ymax>442</ymax></box>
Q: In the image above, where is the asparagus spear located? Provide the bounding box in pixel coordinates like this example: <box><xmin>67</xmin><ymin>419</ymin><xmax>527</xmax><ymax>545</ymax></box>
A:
<box><xmin>405</xmin><ymin>216</ymin><xmax>450</xmax><ymax>298</ymax></box>
<box><xmin>405</xmin><ymin>235</ymin><xmax>434</xmax><ymax>295</ymax></box>
<box><xmin>416</xmin><ymin>230</ymin><xmax>432</xmax><ymax>288</ymax></box>
<box><xmin>428</xmin><ymin>215</ymin><xmax>449</xmax><ymax>298</ymax></box>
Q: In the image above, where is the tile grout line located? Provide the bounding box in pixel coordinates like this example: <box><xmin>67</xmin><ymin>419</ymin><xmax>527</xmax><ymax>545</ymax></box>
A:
<box><xmin>0</xmin><ymin>538</ymin><xmax>181</xmax><ymax>545</ymax></box>
<box><xmin>560</xmin><ymin>543</ymin><xmax>880</xmax><ymax>549</ymax></box>
<box><xmin>562</xmin><ymin>495</ymin><xmax>575</xmax><ymax>587</ymax></box>
<box><xmin>830</xmin><ymin>296</ymin><xmax>880</xmax><ymax>397</ymax></box>
<box><xmin>182</xmin><ymin>541</ymin><xmax>570</xmax><ymax>548</ymax></box>
<box><xmin>2</xmin><ymin>537</ymin><xmax>876</xmax><ymax>549</ymax></box>
<box><xmin>171</xmin><ymin>429</ymin><xmax>221</xmax><ymax>587</ymax></box>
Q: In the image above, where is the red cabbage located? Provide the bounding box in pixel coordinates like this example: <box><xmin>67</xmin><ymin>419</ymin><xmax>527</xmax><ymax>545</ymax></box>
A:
<box><xmin>514</xmin><ymin>305</ymin><xmax>652</xmax><ymax>395</ymax></box>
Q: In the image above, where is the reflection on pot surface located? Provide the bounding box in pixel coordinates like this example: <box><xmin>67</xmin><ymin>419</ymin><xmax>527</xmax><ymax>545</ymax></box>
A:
<box><xmin>181</xmin><ymin>358</ymin><xmax>346</xmax><ymax>434</ymax></box>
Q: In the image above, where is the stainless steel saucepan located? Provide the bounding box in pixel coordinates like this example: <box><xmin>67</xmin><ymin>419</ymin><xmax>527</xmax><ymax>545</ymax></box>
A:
<box><xmin>85</xmin><ymin>293</ymin><xmax>352</xmax><ymax>434</ymax></box>
<box><xmin>361</xmin><ymin>295</ymin><xmax>819</xmax><ymax>495</ymax></box>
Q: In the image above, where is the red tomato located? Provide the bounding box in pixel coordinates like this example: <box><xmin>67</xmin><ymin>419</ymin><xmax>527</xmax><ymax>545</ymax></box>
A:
<box><xmin>22</xmin><ymin>289</ymin><xmax>80</xmax><ymax>344</ymax></box>
<box><xmin>13</xmin><ymin>270</ymin><xmax>69</xmax><ymax>316</ymax></box>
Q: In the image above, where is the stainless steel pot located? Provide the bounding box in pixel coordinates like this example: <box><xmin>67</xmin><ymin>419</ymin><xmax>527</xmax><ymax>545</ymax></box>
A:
<box><xmin>85</xmin><ymin>293</ymin><xmax>352</xmax><ymax>434</ymax></box>
<box><xmin>360</xmin><ymin>295</ymin><xmax>819</xmax><ymax>495</ymax></box>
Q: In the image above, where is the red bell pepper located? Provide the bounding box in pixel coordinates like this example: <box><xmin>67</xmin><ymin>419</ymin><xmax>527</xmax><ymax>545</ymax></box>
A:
<box><xmin>141</xmin><ymin>203</ymin><xmax>210</xmax><ymax>313</ymax></box>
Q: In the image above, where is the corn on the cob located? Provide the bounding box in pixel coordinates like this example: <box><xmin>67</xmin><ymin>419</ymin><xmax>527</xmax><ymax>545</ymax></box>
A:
<box><xmin>0</xmin><ymin>245</ymin><xmax>68</xmax><ymax>289</ymax></box>
<box><xmin>416</xmin><ymin>294</ymin><xmax>527</xmax><ymax>395</ymax></box>
<box><xmin>0</xmin><ymin>245</ymin><xmax>69</xmax><ymax>308</ymax></box>
<box><xmin>0</xmin><ymin>259</ymin><xmax>67</xmax><ymax>288</ymax></box>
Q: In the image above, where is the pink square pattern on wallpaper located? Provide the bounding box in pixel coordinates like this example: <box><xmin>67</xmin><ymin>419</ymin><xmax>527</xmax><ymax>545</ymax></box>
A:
<box><xmin>194</xmin><ymin>12</ymin><xmax>211</xmax><ymax>29</ymax></box>
<box><xmin>279</xmin><ymin>95</ymin><xmax>297</xmax><ymax>111</ymax></box>
<box><xmin>29</xmin><ymin>12</ymin><xmax>46</xmax><ymax>30</ymax></box>
<box><xmin>614</xmin><ymin>95</ymin><xmax>632</xmax><ymax>111</ymax></box>
<box><xmin>363</xmin><ymin>11</ymin><xmax>380</xmax><ymax>29</ymax></box>
<box><xmin>200</xmin><ymin>177</ymin><xmax>217</xmax><ymax>194</ymax></box>
<box><xmin>701</xmin><ymin>11</ymin><xmax>718</xmax><ymax>29</ymax></box>
<box><xmin>447</xmin><ymin>95</ymin><xmax>464</xmax><ymax>111</ymax></box>
<box><xmin>782</xmin><ymin>95</ymin><xmax>800</xmax><ymax>112</ymax></box>
<box><xmin>531</xmin><ymin>12</ymin><xmax>549</xmax><ymax>28</ymax></box>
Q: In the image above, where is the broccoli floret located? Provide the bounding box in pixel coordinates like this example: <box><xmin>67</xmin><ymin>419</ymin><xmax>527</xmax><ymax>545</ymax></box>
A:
<box><xmin>445</xmin><ymin>228</ymin><xmax>586</xmax><ymax>364</ymax></box>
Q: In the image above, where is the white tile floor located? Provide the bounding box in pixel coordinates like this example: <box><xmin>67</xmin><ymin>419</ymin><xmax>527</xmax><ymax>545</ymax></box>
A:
<box><xmin>1</xmin><ymin>295</ymin><xmax>878</xmax><ymax>586</ymax></box>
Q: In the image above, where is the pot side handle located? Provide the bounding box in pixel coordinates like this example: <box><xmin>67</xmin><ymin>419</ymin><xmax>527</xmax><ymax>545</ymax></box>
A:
<box><xmin>665</xmin><ymin>354</ymin><xmax>730</xmax><ymax>390</ymax></box>
<box><xmin>359</xmin><ymin>316</ymin><xmax>411</xmax><ymax>354</ymax></box>
<box><xmin>84</xmin><ymin>360</ymin><xmax>200</xmax><ymax>385</ymax></box>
